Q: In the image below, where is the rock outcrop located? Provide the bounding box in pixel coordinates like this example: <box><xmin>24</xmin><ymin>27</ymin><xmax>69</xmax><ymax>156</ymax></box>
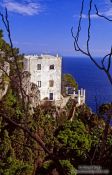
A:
<box><xmin>21</xmin><ymin>71</ymin><xmax>40</xmax><ymax>109</ymax></box>
<box><xmin>0</xmin><ymin>61</ymin><xmax>10</xmax><ymax>100</ymax></box>
<box><xmin>0</xmin><ymin>61</ymin><xmax>40</xmax><ymax>112</ymax></box>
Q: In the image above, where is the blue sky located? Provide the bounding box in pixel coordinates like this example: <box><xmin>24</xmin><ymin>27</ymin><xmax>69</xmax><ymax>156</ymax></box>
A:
<box><xmin>0</xmin><ymin>0</ymin><xmax>112</xmax><ymax>57</ymax></box>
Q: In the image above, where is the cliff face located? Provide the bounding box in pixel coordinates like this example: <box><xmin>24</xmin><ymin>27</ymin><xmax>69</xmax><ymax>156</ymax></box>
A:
<box><xmin>0</xmin><ymin>62</ymin><xmax>40</xmax><ymax>110</ymax></box>
<box><xmin>21</xmin><ymin>71</ymin><xmax>40</xmax><ymax>109</ymax></box>
<box><xmin>0</xmin><ymin>61</ymin><xmax>10</xmax><ymax>101</ymax></box>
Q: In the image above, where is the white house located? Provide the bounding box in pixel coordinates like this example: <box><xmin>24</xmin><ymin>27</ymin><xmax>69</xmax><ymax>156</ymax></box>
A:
<box><xmin>24</xmin><ymin>54</ymin><xmax>62</xmax><ymax>101</ymax></box>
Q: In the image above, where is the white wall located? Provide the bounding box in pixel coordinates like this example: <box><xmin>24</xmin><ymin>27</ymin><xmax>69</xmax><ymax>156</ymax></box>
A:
<box><xmin>24</xmin><ymin>55</ymin><xmax>62</xmax><ymax>101</ymax></box>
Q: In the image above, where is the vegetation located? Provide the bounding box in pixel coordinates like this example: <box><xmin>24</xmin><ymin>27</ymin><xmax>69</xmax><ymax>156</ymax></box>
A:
<box><xmin>62</xmin><ymin>74</ymin><xmax>78</xmax><ymax>96</ymax></box>
<box><xmin>0</xmin><ymin>8</ymin><xmax>112</xmax><ymax>175</ymax></box>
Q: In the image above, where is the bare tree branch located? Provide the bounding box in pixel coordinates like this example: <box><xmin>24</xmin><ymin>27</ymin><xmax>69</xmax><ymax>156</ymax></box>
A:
<box><xmin>107</xmin><ymin>47</ymin><xmax>112</xmax><ymax>72</ymax></box>
<box><xmin>87</xmin><ymin>0</ymin><xmax>92</xmax><ymax>55</ymax></box>
<box><xmin>2</xmin><ymin>113</ymin><xmax>66</xmax><ymax>175</ymax></box>
<box><xmin>71</xmin><ymin>0</ymin><xmax>104</xmax><ymax>70</ymax></box>
<box><xmin>0</xmin><ymin>9</ymin><xmax>26</xmax><ymax>110</ymax></box>
<box><xmin>95</xmin><ymin>4</ymin><xmax>112</xmax><ymax>22</ymax></box>
<box><xmin>72</xmin><ymin>0</ymin><xmax>112</xmax><ymax>164</ymax></box>
<box><xmin>72</xmin><ymin>0</ymin><xmax>112</xmax><ymax>85</ymax></box>
<box><xmin>11</xmin><ymin>138</ymin><xmax>43</xmax><ymax>152</ymax></box>
<box><xmin>76</xmin><ymin>0</ymin><xmax>84</xmax><ymax>42</ymax></box>
<box><xmin>0</xmin><ymin>9</ymin><xmax>66</xmax><ymax>174</ymax></box>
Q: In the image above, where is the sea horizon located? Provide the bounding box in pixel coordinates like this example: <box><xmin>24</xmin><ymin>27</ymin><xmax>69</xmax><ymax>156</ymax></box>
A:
<box><xmin>63</xmin><ymin>56</ymin><xmax>112</xmax><ymax>112</ymax></box>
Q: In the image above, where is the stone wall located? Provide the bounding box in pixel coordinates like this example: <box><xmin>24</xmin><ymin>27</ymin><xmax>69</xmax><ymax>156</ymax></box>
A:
<box><xmin>24</xmin><ymin>54</ymin><xmax>62</xmax><ymax>101</ymax></box>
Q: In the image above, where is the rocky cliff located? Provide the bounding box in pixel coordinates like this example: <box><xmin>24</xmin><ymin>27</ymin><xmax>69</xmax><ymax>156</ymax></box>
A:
<box><xmin>21</xmin><ymin>71</ymin><xmax>40</xmax><ymax>109</ymax></box>
<box><xmin>0</xmin><ymin>61</ymin><xmax>40</xmax><ymax>111</ymax></box>
<box><xmin>0</xmin><ymin>61</ymin><xmax>10</xmax><ymax>100</ymax></box>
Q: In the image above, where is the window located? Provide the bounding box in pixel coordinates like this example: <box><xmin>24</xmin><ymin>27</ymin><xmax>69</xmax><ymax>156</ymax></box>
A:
<box><xmin>37</xmin><ymin>64</ymin><xmax>41</xmax><ymax>70</ymax></box>
<box><xmin>49</xmin><ymin>65</ymin><xmax>54</xmax><ymax>70</ymax></box>
<box><xmin>37</xmin><ymin>81</ymin><xmax>41</xmax><ymax>87</ymax></box>
<box><xmin>49</xmin><ymin>93</ymin><xmax>53</xmax><ymax>100</ymax></box>
<box><xmin>49</xmin><ymin>80</ymin><xmax>54</xmax><ymax>87</ymax></box>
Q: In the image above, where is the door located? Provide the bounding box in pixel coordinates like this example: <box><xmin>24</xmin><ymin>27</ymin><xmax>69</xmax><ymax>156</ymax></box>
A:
<box><xmin>49</xmin><ymin>93</ymin><xmax>53</xmax><ymax>100</ymax></box>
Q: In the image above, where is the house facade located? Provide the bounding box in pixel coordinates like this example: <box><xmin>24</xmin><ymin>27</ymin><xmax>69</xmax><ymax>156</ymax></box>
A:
<box><xmin>24</xmin><ymin>54</ymin><xmax>62</xmax><ymax>101</ymax></box>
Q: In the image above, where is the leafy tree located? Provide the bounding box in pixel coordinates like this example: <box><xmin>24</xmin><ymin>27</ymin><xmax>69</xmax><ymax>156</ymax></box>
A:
<box><xmin>53</xmin><ymin>119</ymin><xmax>92</xmax><ymax>170</ymax></box>
<box><xmin>0</xmin><ymin>6</ymin><xmax>112</xmax><ymax>175</ymax></box>
<box><xmin>0</xmin><ymin>129</ymin><xmax>33</xmax><ymax>175</ymax></box>
<box><xmin>62</xmin><ymin>74</ymin><xmax>78</xmax><ymax>96</ymax></box>
<box><xmin>60</xmin><ymin>160</ymin><xmax>76</xmax><ymax>175</ymax></box>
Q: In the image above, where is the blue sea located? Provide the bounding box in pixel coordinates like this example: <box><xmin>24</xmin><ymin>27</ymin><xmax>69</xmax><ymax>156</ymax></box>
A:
<box><xmin>62</xmin><ymin>57</ymin><xmax>112</xmax><ymax>112</ymax></box>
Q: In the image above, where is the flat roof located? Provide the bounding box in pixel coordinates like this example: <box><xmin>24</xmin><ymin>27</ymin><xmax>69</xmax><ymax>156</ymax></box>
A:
<box><xmin>24</xmin><ymin>54</ymin><xmax>61</xmax><ymax>60</ymax></box>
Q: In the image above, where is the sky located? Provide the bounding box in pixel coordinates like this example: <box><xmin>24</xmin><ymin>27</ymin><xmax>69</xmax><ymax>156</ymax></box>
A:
<box><xmin>0</xmin><ymin>0</ymin><xmax>112</xmax><ymax>57</ymax></box>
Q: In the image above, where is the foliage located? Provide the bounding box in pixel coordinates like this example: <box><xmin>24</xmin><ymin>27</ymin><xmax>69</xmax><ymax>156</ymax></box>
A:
<box><xmin>0</xmin><ymin>28</ymin><xmax>112</xmax><ymax>175</ymax></box>
<box><xmin>36</xmin><ymin>160</ymin><xmax>76</xmax><ymax>175</ymax></box>
<box><xmin>55</xmin><ymin>120</ymin><xmax>92</xmax><ymax>158</ymax></box>
<box><xmin>60</xmin><ymin>160</ymin><xmax>76</xmax><ymax>175</ymax></box>
<box><xmin>0</xmin><ymin>130</ymin><xmax>33</xmax><ymax>175</ymax></box>
<box><xmin>33</xmin><ymin>106</ymin><xmax>56</xmax><ymax>146</ymax></box>
<box><xmin>62</xmin><ymin>74</ymin><xmax>78</xmax><ymax>96</ymax></box>
<box><xmin>1</xmin><ymin>88</ymin><xmax>23</xmax><ymax>121</ymax></box>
